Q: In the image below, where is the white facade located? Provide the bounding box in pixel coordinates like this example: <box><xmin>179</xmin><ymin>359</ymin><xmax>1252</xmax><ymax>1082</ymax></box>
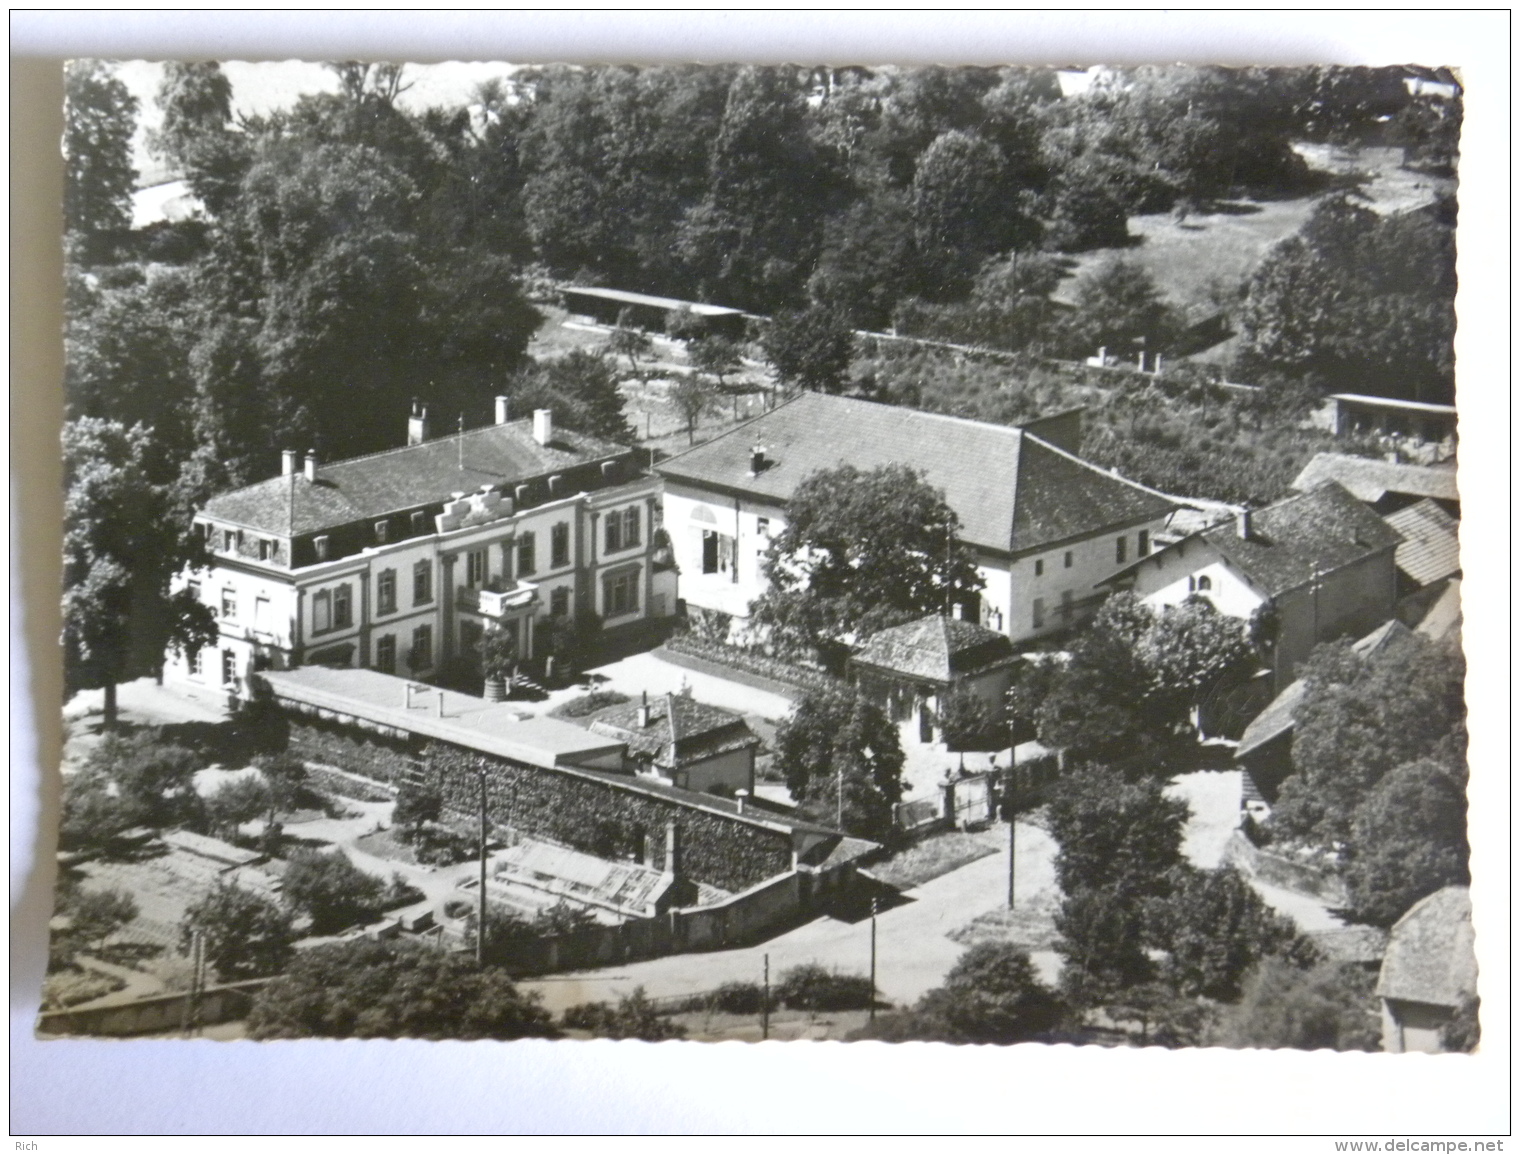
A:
<box><xmin>663</xmin><ymin>479</ymin><xmax>1170</xmax><ymax>644</ymax></box>
<box><xmin>170</xmin><ymin>475</ymin><xmax>674</xmax><ymax>698</ymax></box>
<box><xmin>1117</xmin><ymin>539</ymin><xmax>1267</xmax><ymax>621</ymax></box>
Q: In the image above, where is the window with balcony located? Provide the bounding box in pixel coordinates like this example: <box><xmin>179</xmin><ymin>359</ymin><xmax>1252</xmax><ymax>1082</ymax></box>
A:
<box><xmin>517</xmin><ymin>532</ymin><xmax>536</xmax><ymax>576</ymax></box>
<box><xmin>375</xmin><ymin>634</ymin><xmax>396</xmax><ymax>674</ymax></box>
<box><xmin>221</xmin><ymin>589</ymin><xmax>237</xmax><ymax>620</ymax></box>
<box><xmin>551</xmin><ymin>522</ymin><xmax>570</xmax><ymax>568</ymax></box>
<box><xmin>333</xmin><ymin>584</ymin><xmax>352</xmax><ymax>629</ymax></box>
<box><xmin>377</xmin><ymin>569</ymin><xmax>397</xmax><ymax>615</ymax></box>
<box><xmin>413</xmin><ymin>560</ymin><xmax>433</xmax><ymax>605</ymax></box>
<box><xmin>465</xmin><ymin>549</ymin><xmax>487</xmax><ymax>588</ymax></box>
<box><xmin>410</xmin><ymin>624</ymin><xmax>433</xmax><ymax>670</ymax></box>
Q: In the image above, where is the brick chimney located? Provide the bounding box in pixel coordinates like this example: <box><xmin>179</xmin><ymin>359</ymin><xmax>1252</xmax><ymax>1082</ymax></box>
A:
<box><xmin>636</xmin><ymin>690</ymin><xmax>651</xmax><ymax>729</ymax></box>
<box><xmin>282</xmin><ymin>449</ymin><xmax>297</xmax><ymax>476</ymax></box>
<box><xmin>304</xmin><ymin>451</ymin><xmax>318</xmax><ymax>482</ymax></box>
<box><xmin>749</xmin><ymin>445</ymin><xmax>766</xmax><ymax>475</ymax></box>
<box><xmin>533</xmin><ymin>408</ymin><xmax>553</xmax><ymax>446</ymax></box>
<box><xmin>495</xmin><ymin>395</ymin><xmax>510</xmax><ymax>425</ymax></box>
<box><xmin>407</xmin><ymin>401</ymin><xmax>430</xmax><ymax>445</ymax></box>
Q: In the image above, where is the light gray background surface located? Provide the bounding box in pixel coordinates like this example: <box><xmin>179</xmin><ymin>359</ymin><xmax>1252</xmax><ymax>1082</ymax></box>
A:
<box><xmin>10</xmin><ymin>9</ymin><xmax>1511</xmax><ymax>1137</ymax></box>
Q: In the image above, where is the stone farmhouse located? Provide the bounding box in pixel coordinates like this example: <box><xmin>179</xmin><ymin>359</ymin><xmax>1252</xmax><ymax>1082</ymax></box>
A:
<box><xmin>656</xmin><ymin>392</ymin><xmax>1176</xmax><ymax>644</ymax></box>
<box><xmin>1102</xmin><ymin>481</ymin><xmax>1404</xmax><ymax>690</ymax></box>
<box><xmin>168</xmin><ymin>401</ymin><xmax>678</xmax><ymax>700</ymax></box>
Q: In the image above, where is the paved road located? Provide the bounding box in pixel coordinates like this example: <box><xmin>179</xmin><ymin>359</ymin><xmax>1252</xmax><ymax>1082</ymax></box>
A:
<box><xmin>520</xmin><ymin>819</ymin><xmax>1059</xmax><ymax>1015</ymax></box>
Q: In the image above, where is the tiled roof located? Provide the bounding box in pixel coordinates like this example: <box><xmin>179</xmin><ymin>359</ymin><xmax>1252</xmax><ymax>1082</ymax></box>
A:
<box><xmin>1203</xmin><ymin>482</ymin><xmax>1403</xmax><ymax>599</ymax></box>
<box><xmin>851</xmin><ymin>614</ymin><xmax>1017</xmax><ymax>684</ymax></box>
<box><xmin>1291</xmin><ymin>453</ymin><xmax>1460</xmax><ymax>506</ymax></box>
<box><xmin>589</xmin><ymin>693</ymin><xmax>760</xmax><ymax>770</ymax></box>
<box><xmin>657</xmin><ymin>393</ymin><xmax>1174</xmax><ymax>555</ymax></box>
<box><xmin>1385</xmin><ymin>499</ymin><xmax>1462</xmax><ymax>587</ymax></box>
<box><xmin>1376</xmin><ymin>886</ymin><xmax>1477</xmax><ymax>1008</ymax></box>
<box><xmin>203</xmin><ymin>419</ymin><xmax>628</xmax><ymax>536</ymax></box>
<box><xmin>1308</xmin><ymin>925</ymin><xmax>1390</xmax><ymax>965</ymax></box>
<box><xmin>1236</xmin><ymin>620</ymin><xmax>1411</xmax><ymax>758</ymax></box>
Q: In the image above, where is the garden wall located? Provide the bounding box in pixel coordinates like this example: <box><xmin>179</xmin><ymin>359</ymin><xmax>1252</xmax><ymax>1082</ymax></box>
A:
<box><xmin>36</xmin><ymin>979</ymin><xmax>269</xmax><ymax>1038</ymax></box>
<box><xmin>1223</xmin><ymin>830</ymin><xmax>1350</xmax><ymax>906</ymax></box>
<box><xmin>491</xmin><ymin>869</ymin><xmax>813</xmax><ymax>976</ymax></box>
<box><xmin>287</xmin><ymin>716</ymin><xmax>419</xmax><ymax>785</ymax></box>
<box><xmin>427</xmin><ymin>743</ymin><xmax>794</xmax><ymax>893</ymax></box>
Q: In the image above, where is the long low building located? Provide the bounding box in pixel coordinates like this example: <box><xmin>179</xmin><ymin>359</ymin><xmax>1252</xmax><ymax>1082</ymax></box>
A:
<box><xmin>255</xmin><ymin>666</ymin><xmax>874</xmax><ymax>898</ymax></box>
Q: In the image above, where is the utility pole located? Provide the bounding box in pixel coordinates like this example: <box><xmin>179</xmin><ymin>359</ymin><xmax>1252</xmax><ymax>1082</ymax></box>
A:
<box><xmin>477</xmin><ymin>767</ymin><xmax>489</xmax><ymax>966</ymax></box>
<box><xmin>761</xmin><ymin>954</ymin><xmax>770</xmax><ymax>1041</ymax></box>
<box><xmin>1007</xmin><ymin>766</ymin><xmax>1017</xmax><ymax>910</ymax></box>
<box><xmin>836</xmin><ymin>763</ymin><xmax>843</xmax><ymax>831</ymax></box>
<box><xmin>869</xmin><ymin>895</ymin><xmax>878</xmax><ymax>1022</ymax></box>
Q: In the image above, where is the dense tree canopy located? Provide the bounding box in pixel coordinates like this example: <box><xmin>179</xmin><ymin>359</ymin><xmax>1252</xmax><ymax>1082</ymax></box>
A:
<box><xmin>1238</xmin><ymin>195</ymin><xmax>1457</xmax><ymax>403</ymax></box>
<box><xmin>180</xmin><ymin>881</ymin><xmax>296</xmax><ymax>982</ymax></box>
<box><xmin>247</xmin><ymin>938</ymin><xmax>555</xmax><ymax>1040</ymax></box>
<box><xmin>773</xmin><ymin>690</ymin><xmax>906</xmax><ymax>841</ymax></box>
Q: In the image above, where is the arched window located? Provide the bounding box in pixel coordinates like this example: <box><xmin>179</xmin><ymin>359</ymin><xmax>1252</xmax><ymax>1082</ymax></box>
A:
<box><xmin>689</xmin><ymin>504</ymin><xmax>719</xmax><ymax>524</ymax></box>
<box><xmin>1197</xmin><ymin>574</ymin><xmax>1213</xmax><ymax>591</ymax></box>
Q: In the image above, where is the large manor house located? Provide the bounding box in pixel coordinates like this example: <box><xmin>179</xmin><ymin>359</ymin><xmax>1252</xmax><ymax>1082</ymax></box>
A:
<box><xmin>172</xmin><ymin>390</ymin><xmax>1415</xmax><ymax>708</ymax></box>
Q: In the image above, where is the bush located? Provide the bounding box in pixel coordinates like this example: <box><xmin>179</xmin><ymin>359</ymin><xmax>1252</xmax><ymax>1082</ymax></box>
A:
<box><xmin>412</xmin><ymin>821</ymin><xmax>475</xmax><ymax>866</ymax></box>
<box><xmin>554</xmin><ymin>690</ymin><xmax>631</xmax><ymax>719</ymax></box>
<box><xmin>281</xmin><ymin>848</ymin><xmax>387</xmax><ymax>934</ymax></box>
<box><xmin>1212</xmin><ymin>958</ymin><xmax>1381</xmax><ymax>1052</ymax></box>
<box><xmin>709</xmin><ymin>980</ymin><xmax>774</xmax><ymax>1015</ymax></box>
<box><xmin>561</xmin><ymin>987</ymin><xmax>685</xmax><ymax>1041</ymax></box>
<box><xmin>662</xmin><ymin>634</ymin><xmax>847</xmax><ymax>695</ymax></box>
<box><xmin>378</xmin><ymin>873</ymin><xmax>425</xmax><ymax>910</ymax></box>
<box><xmin>775</xmin><ymin>964</ymin><xmax>876</xmax><ymax>1012</ymax></box>
<box><xmin>393</xmin><ymin>780</ymin><xmax>443</xmax><ymax>832</ymax></box>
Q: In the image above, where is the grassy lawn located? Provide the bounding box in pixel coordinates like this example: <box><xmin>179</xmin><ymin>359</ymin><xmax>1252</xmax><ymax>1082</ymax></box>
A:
<box><xmin>354</xmin><ymin>827</ymin><xmax>418</xmax><ymax>866</ymax></box>
<box><xmin>868</xmin><ymin>827</ymin><xmax>1004</xmax><ymax>891</ymax></box>
<box><xmin>947</xmin><ymin>896</ymin><xmax>1061</xmax><ymax>953</ymax></box>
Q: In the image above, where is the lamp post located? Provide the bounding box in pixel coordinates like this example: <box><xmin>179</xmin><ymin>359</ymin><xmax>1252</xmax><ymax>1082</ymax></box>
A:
<box><xmin>761</xmin><ymin>953</ymin><xmax>770</xmax><ymax>1041</ymax></box>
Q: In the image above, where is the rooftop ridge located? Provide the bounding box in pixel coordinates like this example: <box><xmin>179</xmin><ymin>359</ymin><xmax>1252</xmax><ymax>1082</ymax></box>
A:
<box><xmin>1021</xmin><ymin>431</ymin><xmax>1183</xmax><ymax>507</ymax></box>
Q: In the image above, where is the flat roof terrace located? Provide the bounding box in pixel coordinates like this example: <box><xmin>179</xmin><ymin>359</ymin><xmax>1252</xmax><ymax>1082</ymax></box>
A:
<box><xmin>258</xmin><ymin>667</ymin><xmax>626</xmax><ymax>771</ymax></box>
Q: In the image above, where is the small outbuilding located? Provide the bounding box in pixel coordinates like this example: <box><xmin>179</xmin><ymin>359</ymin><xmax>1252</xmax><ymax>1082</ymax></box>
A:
<box><xmin>849</xmin><ymin>613</ymin><xmax>1019</xmax><ymax>744</ymax></box>
<box><xmin>1376</xmin><ymin>886</ymin><xmax>1478</xmax><ymax>1053</ymax></box>
<box><xmin>589</xmin><ymin>692</ymin><xmax>761</xmax><ymax>796</ymax></box>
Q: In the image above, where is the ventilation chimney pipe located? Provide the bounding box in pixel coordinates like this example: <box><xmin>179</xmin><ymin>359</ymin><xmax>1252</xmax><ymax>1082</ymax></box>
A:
<box><xmin>282</xmin><ymin>449</ymin><xmax>297</xmax><ymax>476</ymax></box>
<box><xmin>663</xmin><ymin>820</ymin><xmax>681</xmax><ymax>877</ymax></box>
<box><xmin>735</xmin><ymin>789</ymin><xmax>749</xmax><ymax>816</ymax></box>
<box><xmin>636</xmin><ymin>690</ymin><xmax>651</xmax><ymax>729</ymax></box>
<box><xmin>533</xmin><ymin>408</ymin><xmax>553</xmax><ymax>446</ymax></box>
<box><xmin>495</xmin><ymin>396</ymin><xmax>510</xmax><ymax>425</ymax></box>
<box><xmin>749</xmin><ymin>445</ymin><xmax>766</xmax><ymax>475</ymax></box>
<box><xmin>304</xmin><ymin>451</ymin><xmax>318</xmax><ymax>482</ymax></box>
<box><xmin>1236</xmin><ymin>508</ymin><xmax>1252</xmax><ymax>540</ymax></box>
<box><xmin>407</xmin><ymin>401</ymin><xmax>430</xmax><ymax>446</ymax></box>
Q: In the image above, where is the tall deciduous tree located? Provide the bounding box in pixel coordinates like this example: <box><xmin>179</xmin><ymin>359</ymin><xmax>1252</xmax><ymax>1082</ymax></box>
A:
<box><xmin>63</xmin><ymin>419</ymin><xmax>217</xmax><ymax>727</ymax></box>
<box><xmin>1063</xmin><ymin>256</ymin><xmax>1181</xmax><ymax>358</ymax></box>
<box><xmin>751</xmin><ymin>464</ymin><xmax>983</xmax><ymax>668</ymax></box>
<box><xmin>773</xmin><ymin>690</ymin><xmax>905</xmax><ymax>841</ymax></box>
<box><xmin>149</xmin><ymin>61</ymin><xmax>249</xmax><ymax>216</ymax></box>
<box><xmin>282</xmin><ymin>849</ymin><xmax>387</xmax><ymax>934</ymax></box>
<box><xmin>759</xmin><ymin>306</ymin><xmax>857</xmax><ymax>395</ymax></box>
<box><xmin>181</xmin><ymin>881</ymin><xmax>297</xmax><ymax>982</ymax></box>
<box><xmin>1213</xmin><ymin>958</ymin><xmax>1381</xmax><ymax>1052</ymax></box>
<box><xmin>911</xmin><ymin>129</ymin><xmax>1039</xmax><ymax>299</ymax></box>
<box><xmin>63</xmin><ymin>60</ymin><xmax>139</xmax><ymax>257</ymax></box>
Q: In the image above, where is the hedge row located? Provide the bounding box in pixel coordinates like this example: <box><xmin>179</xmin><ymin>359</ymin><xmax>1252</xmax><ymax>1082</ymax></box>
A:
<box><xmin>661</xmin><ymin>634</ymin><xmax>846</xmax><ymax>696</ymax></box>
